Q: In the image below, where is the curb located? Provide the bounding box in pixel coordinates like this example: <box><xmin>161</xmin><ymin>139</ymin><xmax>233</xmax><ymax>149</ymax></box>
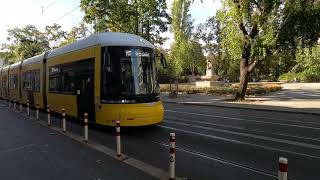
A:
<box><xmin>163</xmin><ymin>101</ymin><xmax>320</xmax><ymax>116</ymax></box>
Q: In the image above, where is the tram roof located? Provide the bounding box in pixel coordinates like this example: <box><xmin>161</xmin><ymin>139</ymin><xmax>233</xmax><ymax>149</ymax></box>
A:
<box><xmin>21</xmin><ymin>53</ymin><xmax>45</xmax><ymax>66</ymax></box>
<box><xmin>3</xmin><ymin>33</ymin><xmax>155</xmax><ymax>68</ymax></box>
<box><xmin>10</xmin><ymin>61</ymin><xmax>22</xmax><ymax>69</ymax></box>
<box><xmin>47</xmin><ymin>32</ymin><xmax>155</xmax><ymax>59</ymax></box>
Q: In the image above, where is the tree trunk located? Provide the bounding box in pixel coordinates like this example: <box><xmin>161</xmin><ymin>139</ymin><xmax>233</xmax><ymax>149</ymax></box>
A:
<box><xmin>235</xmin><ymin>60</ymin><xmax>250</xmax><ymax>100</ymax></box>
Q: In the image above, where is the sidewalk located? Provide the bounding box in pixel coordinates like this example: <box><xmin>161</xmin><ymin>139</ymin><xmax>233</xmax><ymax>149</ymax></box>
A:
<box><xmin>161</xmin><ymin>83</ymin><xmax>320</xmax><ymax>115</ymax></box>
<box><xmin>0</xmin><ymin>104</ymin><xmax>156</xmax><ymax>180</ymax></box>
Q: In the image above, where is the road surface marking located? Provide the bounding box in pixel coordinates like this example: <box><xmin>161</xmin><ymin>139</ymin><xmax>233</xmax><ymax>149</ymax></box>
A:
<box><xmin>124</xmin><ymin>158</ymin><xmax>177</xmax><ymax>180</ymax></box>
<box><xmin>0</xmin><ymin>144</ymin><xmax>35</xmax><ymax>153</ymax></box>
<box><xmin>165</xmin><ymin>110</ymin><xmax>320</xmax><ymax>130</ymax></box>
<box><xmin>164</xmin><ymin>120</ymin><xmax>320</xmax><ymax>150</ymax></box>
<box><xmin>166</xmin><ymin>107</ymin><xmax>320</xmax><ymax>125</ymax></box>
<box><xmin>158</xmin><ymin>125</ymin><xmax>320</xmax><ymax>159</ymax></box>
<box><xmin>30</xmin><ymin>114</ymin><xmax>180</xmax><ymax>180</ymax></box>
<box><xmin>157</xmin><ymin>141</ymin><xmax>278</xmax><ymax>179</ymax></box>
<box><xmin>166</xmin><ymin>117</ymin><xmax>320</xmax><ymax>143</ymax></box>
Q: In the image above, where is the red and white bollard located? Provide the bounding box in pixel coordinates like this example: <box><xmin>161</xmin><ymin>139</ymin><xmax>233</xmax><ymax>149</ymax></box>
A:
<box><xmin>36</xmin><ymin>104</ymin><xmax>39</xmax><ymax>120</ymax></box>
<box><xmin>169</xmin><ymin>133</ymin><xmax>176</xmax><ymax>180</ymax></box>
<box><xmin>47</xmin><ymin>105</ymin><xmax>50</xmax><ymax>126</ymax></box>
<box><xmin>84</xmin><ymin>113</ymin><xmax>88</xmax><ymax>142</ymax></box>
<box><xmin>115</xmin><ymin>120</ymin><xmax>121</xmax><ymax>157</ymax></box>
<box><xmin>278</xmin><ymin>157</ymin><xmax>288</xmax><ymax>180</ymax></box>
<box><xmin>27</xmin><ymin>100</ymin><xmax>30</xmax><ymax>116</ymax></box>
<box><xmin>62</xmin><ymin>108</ymin><xmax>66</xmax><ymax>133</ymax></box>
<box><xmin>19</xmin><ymin>99</ymin><xmax>22</xmax><ymax>112</ymax></box>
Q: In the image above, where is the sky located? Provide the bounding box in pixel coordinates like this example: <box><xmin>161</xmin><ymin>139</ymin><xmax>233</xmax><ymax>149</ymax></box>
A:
<box><xmin>0</xmin><ymin>0</ymin><xmax>221</xmax><ymax>49</ymax></box>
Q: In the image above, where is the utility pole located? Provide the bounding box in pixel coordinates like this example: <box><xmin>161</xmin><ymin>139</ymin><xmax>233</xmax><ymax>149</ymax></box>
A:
<box><xmin>135</xmin><ymin>0</ymin><xmax>139</xmax><ymax>35</ymax></box>
<box><xmin>147</xmin><ymin>19</ymin><xmax>150</xmax><ymax>41</ymax></box>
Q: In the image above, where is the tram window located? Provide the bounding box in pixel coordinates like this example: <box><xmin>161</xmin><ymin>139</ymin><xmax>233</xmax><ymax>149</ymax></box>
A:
<box><xmin>61</xmin><ymin>65</ymin><xmax>75</xmax><ymax>93</ymax></box>
<box><xmin>9</xmin><ymin>74</ymin><xmax>17</xmax><ymax>90</ymax></box>
<box><xmin>49</xmin><ymin>77</ymin><xmax>61</xmax><ymax>92</ymax></box>
<box><xmin>29</xmin><ymin>70</ymin><xmax>40</xmax><ymax>92</ymax></box>
<box><xmin>22</xmin><ymin>72</ymin><xmax>30</xmax><ymax>91</ymax></box>
<box><xmin>33</xmin><ymin>70</ymin><xmax>40</xmax><ymax>91</ymax></box>
<box><xmin>22</xmin><ymin>70</ymin><xmax>40</xmax><ymax>92</ymax></box>
<box><xmin>49</xmin><ymin>60</ymin><xmax>91</xmax><ymax>94</ymax></box>
<box><xmin>101</xmin><ymin>46</ymin><xmax>159</xmax><ymax>102</ymax></box>
<box><xmin>49</xmin><ymin>66</ymin><xmax>61</xmax><ymax>92</ymax></box>
<box><xmin>2</xmin><ymin>76</ymin><xmax>7</xmax><ymax>89</ymax></box>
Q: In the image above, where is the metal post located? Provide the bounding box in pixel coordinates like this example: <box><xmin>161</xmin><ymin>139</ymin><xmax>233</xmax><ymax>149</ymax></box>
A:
<box><xmin>116</xmin><ymin>120</ymin><xmax>121</xmax><ymax>157</ymax></box>
<box><xmin>19</xmin><ymin>99</ymin><xmax>22</xmax><ymax>112</ymax></box>
<box><xmin>278</xmin><ymin>157</ymin><xmax>288</xmax><ymax>180</ymax></box>
<box><xmin>84</xmin><ymin>113</ymin><xmax>88</xmax><ymax>142</ymax></box>
<box><xmin>8</xmin><ymin>98</ymin><xmax>11</xmax><ymax>108</ymax></box>
<box><xmin>36</xmin><ymin>104</ymin><xmax>39</xmax><ymax>120</ymax></box>
<box><xmin>47</xmin><ymin>105</ymin><xmax>50</xmax><ymax>126</ymax></box>
<box><xmin>13</xmin><ymin>98</ymin><xmax>16</xmax><ymax>110</ymax></box>
<box><xmin>27</xmin><ymin>100</ymin><xmax>30</xmax><ymax>116</ymax></box>
<box><xmin>62</xmin><ymin>108</ymin><xmax>66</xmax><ymax>133</ymax></box>
<box><xmin>169</xmin><ymin>133</ymin><xmax>176</xmax><ymax>180</ymax></box>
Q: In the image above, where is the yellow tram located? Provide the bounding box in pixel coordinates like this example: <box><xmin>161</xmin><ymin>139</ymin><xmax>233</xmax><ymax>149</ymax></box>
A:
<box><xmin>0</xmin><ymin>32</ymin><xmax>165</xmax><ymax>126</ymax></box>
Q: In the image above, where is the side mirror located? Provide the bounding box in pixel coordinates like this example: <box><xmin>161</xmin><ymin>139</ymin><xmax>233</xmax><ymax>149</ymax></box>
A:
<box><xmin>160</xmin><ymin>53</ymin><xmax>167</xmax><ymax>69</ymax></box>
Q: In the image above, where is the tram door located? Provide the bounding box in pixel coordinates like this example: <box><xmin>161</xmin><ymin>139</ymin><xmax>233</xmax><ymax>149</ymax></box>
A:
<box><xmin>76</xmin><ymin>60</ymin><xmax>95</xmax><ymax>122</ymax></box>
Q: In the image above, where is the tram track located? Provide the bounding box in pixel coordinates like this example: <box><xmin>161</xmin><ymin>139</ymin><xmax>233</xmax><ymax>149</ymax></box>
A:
<box><xmin>130</xmin><ymin>134</ymin><xmax>284</xmax><ymax>180</ymax></box>
<box><xmin>165</xmin><ymin>108</ymin><xmax>320</xmax><ymax>126</ymax></box>
<box><xmin>165</xmin><ymin>117</ymin><xmax>320</xmax><ymax>143</ymax></box>
<box><xmin>1</xmin><ymin>100</ymin><xmax>316</xmax><ymax>180</ymax></box>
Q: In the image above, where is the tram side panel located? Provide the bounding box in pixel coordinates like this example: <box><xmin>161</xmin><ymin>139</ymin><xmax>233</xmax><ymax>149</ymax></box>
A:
<box><xmin>46</xmin><ymin>45</ymin><xmax>98</xmax><ymax>118</ymax></box>
<box><xmin>0</xmin><ymin>69</ymin><xmax>2</xmax><ymax>99</ymax></box>
<box><xmin>8</xmin><ymin>65</ymin><xmax>20</xmax><ymax>102</ymax></box>
<box><xmin>1</xmin><ymin>68</ymin><xmax>9</xmax><ymax>100</ymax></box>
<box><xmin>20</xmin><ymin>62</ymin><xmax>44</xmax><ymax>108</ymax></box>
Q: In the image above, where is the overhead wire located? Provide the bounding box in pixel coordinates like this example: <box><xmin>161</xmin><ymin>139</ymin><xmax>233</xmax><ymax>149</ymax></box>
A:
<box><xmin>52</xmin><ymin>6</ymin><xmax>80</xmax><ymax>22</ymax></box>
<box><xmin>41</xmin><ymin>0</ymin><xmax>59</xmax><ymax>14</ymax></box>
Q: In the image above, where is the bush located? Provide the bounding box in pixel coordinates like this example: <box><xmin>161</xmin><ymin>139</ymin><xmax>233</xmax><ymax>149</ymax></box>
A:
<box><xmin>160</xmin><ymin>83</ymin><xmax>281</xmax><ymax>96</ymax></box>
<box><xmin>302</xmin><ymin>70</ymin><xmax>320</xmax><ymax>82</ymax></box>
<box><xmin>279</xmin><ymin>71</ymin><xmax>320</xmax><ymax>82</ymax></box>
<box><xmin>279</xmin><ymin>72</ymin><xmax>296</xmax><ymax>82</ymax></box>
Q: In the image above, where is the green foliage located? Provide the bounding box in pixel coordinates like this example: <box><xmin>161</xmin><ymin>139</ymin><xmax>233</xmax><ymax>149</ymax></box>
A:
<box><xmin>1</xmin><ymin>22</ymin><xmax>91</xmax><ymax>65</ymax></box>
<box><xmin>45</xmin><ymin>23</ymin><xmax>67</xmax><ymax>49</ymax></box>
<box><xmin>80</xmin><ymin>0</ymin><xmax>170</xmax><ymax>44</ymax></box>
<box><xmin>279</xmin><ymin>72</ymin><xmax>300</xmax><ymax>82</ymax></box>
<box><xmin>278</xmin><ymin>0</ymin><xmax>320</xmax><ymax>51</ymax></box>
<box><xmin>170</xmin><ymin>0</ymin><xmax>193</xmax><ymax>78</ymax></box>
<box><xmin>216</xmin><ymin>0</ymin><xmax>320</xmax><ymax>99</ymax></box>
<box><xmin>279</xmin><ymin>44</ymin><xmax>320</xmax><ymax>82</ymax></box>
<box><xmin>156</xmin><ymin>47</ymin><xmax>174</xmax><ymax>83</ymax></box>
<box><xmin>168</xmin><ymin>0</ymin><xmax>205</xmax><ymax>80</ymax></box>
<box><xmin>60</xmin><ymin>21</ymin><xmax>92</xmax><ymax>46</ymax></box>
<box><xmin>171</xmin><ymin>0</ymin><xmax>193</xmax><ymax>42</ymax></box>
<box><xmin>195</xmin><ymin>16</ymin><xmax>220</xmax><ymax>55</ymax></box>
<box><xmin>159</xmin><ymin>83</ymin><xmax>282</xmax><ymax>95</ymax></box>
<box><xmin>1</xmin><ymin>25</ymin><xmax>50</xmax><ymax>64</ymax></box>
<box><xmin>184</xmin><ymin>40</ymin><xmax>206</xmax><ymax>75</ymax></box>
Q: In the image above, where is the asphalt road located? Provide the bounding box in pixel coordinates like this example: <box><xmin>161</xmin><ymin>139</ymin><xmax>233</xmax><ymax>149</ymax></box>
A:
<box><xmin>0</xmin><ymin>102</ymin><xmax>156</xmax><ymax>180</ymax></box>
<box><xmin>1</xmin><ymin>100</ymin><xmax>319</xmax><ymax>180</ymax></box>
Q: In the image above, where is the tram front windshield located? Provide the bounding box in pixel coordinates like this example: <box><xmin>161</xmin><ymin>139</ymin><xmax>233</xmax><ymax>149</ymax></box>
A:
<box><xmin>101</xmin><ymin>46</ymin><xmax>160</xmax><ymax>103</ymax></box>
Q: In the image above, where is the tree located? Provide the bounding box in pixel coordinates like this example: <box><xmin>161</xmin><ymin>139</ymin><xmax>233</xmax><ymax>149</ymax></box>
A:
<box><xmin>218</xmin><ymin>0</ymin><xmax>320</xmax><ymax>100</ymax></box>
<box><xmin>182</xmin><ymin>40</ymin><xmax>206</xmax><ymax>76</ymax></box>
<box><xmin>169</xmin><ymin>0</ymin><xmax>194</xmax><ymax>78</ymax></box>
<box><xmin>195</xmin><ymin>16</ymin><xmax>221</xmax><ymax>55</ymax></box>
<box><xmin>60</xmin><ymin>21</ymin><xmax>92</xmax><ymax>46</ymax></box>
<box><xmin>44</xmin><ymin>23</ymin><xmax>67</xmax><ymax>48</ymax></box>
<box><xmin>1</xmin><ymin>25</ymin><xmax>50</xmax><ymax>64</ymax></box>
<box><xmin>80</xmin><ymin>0</ymin><xmax>170</xmax><ymax>45</ymax></box>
